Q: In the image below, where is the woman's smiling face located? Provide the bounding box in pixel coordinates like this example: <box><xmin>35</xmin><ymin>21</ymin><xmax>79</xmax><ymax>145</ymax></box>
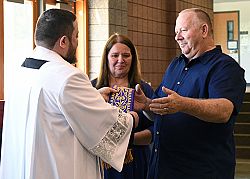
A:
<box><xmin>107</xmin><ymin>43</ymin><xmax>132</xmax><ymax>78</ymax></box>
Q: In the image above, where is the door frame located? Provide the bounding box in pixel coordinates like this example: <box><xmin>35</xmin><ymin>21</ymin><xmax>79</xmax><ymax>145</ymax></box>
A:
<box><xmin>214</xmin><ymin>10</ymin><xmax>240</xmax><ymax>63</ymax></box>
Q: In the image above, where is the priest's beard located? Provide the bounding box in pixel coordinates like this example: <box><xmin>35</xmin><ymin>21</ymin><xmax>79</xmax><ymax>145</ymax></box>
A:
<box><xmin>64</xmin><ymin>40</ymin><xmax>77</xmax><ymax>64</ymax></box>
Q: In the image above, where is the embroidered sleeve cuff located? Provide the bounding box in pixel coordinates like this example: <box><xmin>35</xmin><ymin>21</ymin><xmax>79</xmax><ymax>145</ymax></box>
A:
<box><xmin>90</xmin><ymin>109</ymin><xmax>131</xmax><ymax>162</ymax></box>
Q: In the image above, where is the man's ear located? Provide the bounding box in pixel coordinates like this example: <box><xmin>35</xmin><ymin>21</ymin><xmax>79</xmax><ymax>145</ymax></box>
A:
<box><xmin>201</xmin><ymin>24</ymin><xmax>209</xmax><ymax>37</ymax></box>
<box><xmin>59</xmin><ymin>35</ymin><xmax>68</xmax><ymax>48</ymax></box>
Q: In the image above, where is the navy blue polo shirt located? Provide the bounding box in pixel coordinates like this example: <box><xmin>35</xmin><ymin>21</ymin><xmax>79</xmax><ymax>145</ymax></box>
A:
<box><xmin>147</xmin><ymin>48</ymin><xmax>246</xmax><ymax>179</ymax></box>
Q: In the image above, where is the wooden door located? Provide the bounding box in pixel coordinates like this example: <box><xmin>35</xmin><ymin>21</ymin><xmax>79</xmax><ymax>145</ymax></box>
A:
<box><xmin>214</xmin><ymin>11</ymin><xmax>239</xmax><ymax>62</ymax></box>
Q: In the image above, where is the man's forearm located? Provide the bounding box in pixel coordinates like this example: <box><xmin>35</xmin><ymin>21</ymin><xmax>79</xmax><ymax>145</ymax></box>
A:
<box><xmin>181</xmin><ymin>97</ymin><xmax>234</xmax><ymax>123</ymax></box>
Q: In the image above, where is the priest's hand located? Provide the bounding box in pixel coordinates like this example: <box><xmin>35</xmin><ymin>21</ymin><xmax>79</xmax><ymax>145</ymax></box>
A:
<box><xmin>98</xmin><ymin>87</ymin><xmax>117</xmax><ymax>102</ymax></box>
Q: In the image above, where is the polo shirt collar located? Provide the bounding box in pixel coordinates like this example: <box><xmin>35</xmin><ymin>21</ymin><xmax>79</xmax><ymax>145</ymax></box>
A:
<box><xmin>179</xmin><ymin>47</ymin><xmax>221</xmax><ymax>65</ymax></box>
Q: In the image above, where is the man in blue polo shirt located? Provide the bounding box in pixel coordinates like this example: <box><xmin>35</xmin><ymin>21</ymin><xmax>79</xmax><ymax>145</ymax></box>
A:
<box><xmin>135</xmin><ymin>8</ymin><xmax>246</xmax><ymax>179</ymax></box>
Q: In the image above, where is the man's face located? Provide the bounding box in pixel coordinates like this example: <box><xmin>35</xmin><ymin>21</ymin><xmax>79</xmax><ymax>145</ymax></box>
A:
<box><xmin>66</xmin><ymin>20</ymin><xmax>79</xmax><ymax>64</ymax></box>
<box><xmin>175</xmin><ymin>12</ymin><xmax>203</xmax><ymax>60</ymax></box>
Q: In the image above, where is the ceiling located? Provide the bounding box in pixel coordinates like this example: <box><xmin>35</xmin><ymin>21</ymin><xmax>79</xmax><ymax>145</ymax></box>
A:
<box><xmin>214</xmin><ymin>0</ymin><xmax>250</xmax><ymax>3</ymax></box>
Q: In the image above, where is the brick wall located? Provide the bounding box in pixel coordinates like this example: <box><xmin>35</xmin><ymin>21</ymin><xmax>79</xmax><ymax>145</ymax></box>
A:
<box><xmin>127</xmin><ymin>0</ymin><xmax>213</xmax><ymax>89</ymax></box>
<box><xmin>88</xmin><ymin>0</ymin><xmax>213</xmax><ymax>89</ymax></box>
<box><xmin>127</xmin><ymin>0</ymin><xmax>176</xmax><ymax>89</ymax></box>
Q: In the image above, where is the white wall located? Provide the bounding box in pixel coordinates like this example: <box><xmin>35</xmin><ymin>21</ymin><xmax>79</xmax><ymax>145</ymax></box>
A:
<box><xmin>214</xmin><ymin>1</ymin><xmax>250</xmax><ymax>84</ymax></box>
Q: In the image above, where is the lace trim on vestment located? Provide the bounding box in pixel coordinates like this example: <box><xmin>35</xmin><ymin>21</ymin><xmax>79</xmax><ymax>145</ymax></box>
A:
<box><xmin>90</xmin><ymin>109</ymin><xmax>130</xmax><ymax>162</ymax></box>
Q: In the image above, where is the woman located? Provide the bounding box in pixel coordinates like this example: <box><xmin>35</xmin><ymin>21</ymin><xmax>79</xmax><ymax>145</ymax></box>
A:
<box><xmin>91</xmin><ymin>33</ymin><xmax>154</xmax><ymax>179</ymax></box>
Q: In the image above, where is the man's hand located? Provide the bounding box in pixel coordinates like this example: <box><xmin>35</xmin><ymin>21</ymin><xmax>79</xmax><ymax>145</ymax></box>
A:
<box><xmin>149</xmin><ymin>86</ymin><xmax>183</xmax><ymax>115</ymax></box>
<box><xmin>98</xmin><ymin>87</ymin><xmax>117</xmax><ymax>102</ymax></box>
<box><xmin>134</xmin><ymin>84</ymin><xmax>151</xmax><ymax>111</ymax></box>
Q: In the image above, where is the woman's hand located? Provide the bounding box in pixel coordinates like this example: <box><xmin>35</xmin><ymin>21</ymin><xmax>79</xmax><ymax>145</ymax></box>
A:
<box><xmin>130</xmin><ymin>111</ymin><xmax>139</xmax><ymax>128</ymax></box>
<box><xmin>134</xmin><ymin>84</ymin><xmax>151</xmax><ymax>111</ymax></box>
